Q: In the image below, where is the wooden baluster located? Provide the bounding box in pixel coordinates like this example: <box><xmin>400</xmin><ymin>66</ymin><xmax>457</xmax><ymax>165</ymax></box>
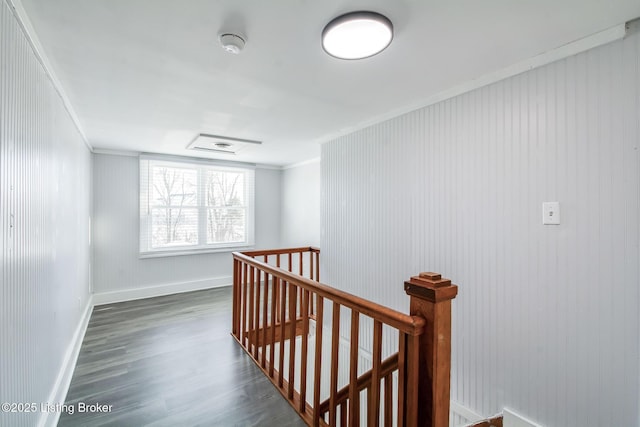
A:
<box><xmin>288</xmin><ymin>282</ymin><xmax>298</xmax><ymax>399</ymax></box>
<box><xmin>313</xmin><ymin>295</ymin><xmax>324</xmax><ymax>427</ymax></box>
<box><xmin>278</xmin><ymin>280</ymin><xmax>287</xmax><ymax>388</ymax></box>
<box><xmin>269</xmin><ymin>276</ymin><xmax>278</xmax><ymax>378</ymax></box>
<box><xmin>329</xmin><ymin>303</ymin><xmax>341</xmax><ymax>426</ymax></box>
<box><xmin>288</xmin><ymin>253</ymin><xmax>293</xmax><ymax>272</ymax></box>
<box><xmin>241</xmin><ymin>263</ymin><xmax>248</xmax><ymax>347</ymax></box>
<box><xmin>299</xmin><ymin>289</ymin><xmax>310</xmax><ymax>413</ymax></box>
<box><xmin>383</xmin><ymin>374</ymin><xmax>393</xmax><ymax>427</ymax></box>
<box><xmin>254</xmin><ymin>267</ymin><xmax>261</xmax><ymax>360</ymax></box>
<box><xmin>397</xmin><ymin>332</ymin><xmax>406</xmax><ymax>427</ymax></box>
<box><xmin>405</xmin><ymin>334</ymin><xmax>419</xmax><ymax>427</ymax></box>
<box><xmin>247</xmin><ymin>265</ymin><xmax>255</xmax><ymax>351</ymax></box>
<box><xmin>404</xmin><ymin>272</ymin><xmax>458</xmax><ymax>427</ymax></box>
<box><xmin>309</xmin><ymin>252</ymin><xmax>315</xmax><ymax>316</ymax></box>
<box><xmin>315</xmin><ymin>251</ymin><xmax>320</xmax><ymax>281</ymax></box>
<box><xmin>299</xmin><ymin>251</ymin><xmax>304</xmax><ymax>276</ymax></box>
<box><xmin>340</xmin><ymin>403</ymin><xmax>348</xmax><ymax>426</ymax></box>
<box><xmin>366</xmin><ymin>386</ymin><xmax>371</xmax><ymax>424</ymax></box>
<box><xmin>232</xmin><ymin>259</ymin><xmax>238</xmax><ymax>337</ymax></box>
<box><xmin>261</xmin><ymin>272</ymin><xmax>269</xmax><ymax>368</ymax></box>
<box><xmin>348</xmin><ymin>311</ymin><xmax>359</xmax><ymax>427</ymax></box>
<box><xmin>299</xmin><ymin>253</ymin><xmax>304</xmax><ymax>312</ymax></box>
<box><xmin>275</xmin><ymin>255</ymin><xmax>281</xmax><ymax>323</ymax></box>
<box><xmin>368</xmin><ymin>320</ymin><xmax>383</xmax><ymax>427</ymax></box>
<box><xmin>262</xmin><ymin>254</ymin><xmax>268</xmax><ymax>327</ymax></box>
<box><xmin>239</xmin><ymin>259</ymin><xmax>244</xmax><ymax>337</ymax></box>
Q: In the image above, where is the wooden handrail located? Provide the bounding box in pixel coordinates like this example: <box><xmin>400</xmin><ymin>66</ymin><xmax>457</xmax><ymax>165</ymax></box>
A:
<box><xmin>231</xmin><ymin>247</ymin><xmax>457</xmax><ymax>427</ymax></box>
<box><xmin>239</xmin><ymin>246</ymin><xmax>320</xmax><ymax>257</ymax></box>
<box><xmin>233</xmin><ymin>251</ymin><xmax>425</xmax><ymax>336</ymax></box>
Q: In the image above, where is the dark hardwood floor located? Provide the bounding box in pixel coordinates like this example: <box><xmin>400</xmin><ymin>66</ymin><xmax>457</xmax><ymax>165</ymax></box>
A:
<box><xmin>58</xmin><ymin>287</ymin><xmax>306</xmax><ymax>427</ymax></box>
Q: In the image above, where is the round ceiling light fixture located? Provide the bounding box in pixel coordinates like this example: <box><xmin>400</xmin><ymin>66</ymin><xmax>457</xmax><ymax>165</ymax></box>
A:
<box><xmin>219</xmin><ymin>33</ymin><xmax>246</xmax><ymax>54</ymax></box>
<box><xmin>322</xmin><ymin>11</ymin><xmax>393</xmax><ymax>60</ymax></box>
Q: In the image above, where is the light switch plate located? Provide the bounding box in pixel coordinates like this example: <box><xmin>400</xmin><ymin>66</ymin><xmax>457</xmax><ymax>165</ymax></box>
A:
<box><xmin>542</xmin><ymin>202</ymin><xmax>560</xmax><ymax>225</ymax></box>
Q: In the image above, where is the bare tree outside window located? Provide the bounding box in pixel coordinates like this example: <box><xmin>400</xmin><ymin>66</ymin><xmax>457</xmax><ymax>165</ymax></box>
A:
<box><xmin>141</xmin><ymin>158</ymin><xmax>253</xmax><ymax>254</ymax></box>
<box><xmin>150</xmin><ymin>166</ymin><xmax>197</xmax><ymax>248</ymax></box>
<box><xmin>206</xmin><ymin>171</ymin><xmax>245</xmax><ymax>244</ymax></box>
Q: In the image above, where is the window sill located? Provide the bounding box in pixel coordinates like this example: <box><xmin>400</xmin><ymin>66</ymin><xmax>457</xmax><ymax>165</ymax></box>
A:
<box><xmin>139</xmin><ymin>245</ymin><xmax>254</xmax><ymax>259</ymax></box>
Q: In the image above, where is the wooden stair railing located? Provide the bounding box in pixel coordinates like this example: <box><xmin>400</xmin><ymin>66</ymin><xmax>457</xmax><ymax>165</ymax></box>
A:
<box><xmin>232</xmin><ymin>247</ymin><xmax>458</xmax><ymax>427</ymax></box>
<box><xmin>316</xmin><ymin>353</ymin><xmax>399</xmax><ymax>417</ymax></box>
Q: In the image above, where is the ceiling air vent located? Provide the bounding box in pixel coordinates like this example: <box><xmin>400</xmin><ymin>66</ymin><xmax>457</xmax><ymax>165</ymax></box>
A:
<box><xmin>187</xmin><ymin>133</ymin><xmax>262</xmax><ymax>155</ymax></box>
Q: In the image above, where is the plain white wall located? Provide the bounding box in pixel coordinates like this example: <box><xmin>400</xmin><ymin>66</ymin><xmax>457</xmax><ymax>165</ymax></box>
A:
<box><xmin>280</xmin><ymin>159</ymin><xmax>321</xmax><ymax>247</ymax></box>
<box><xmin>256</xmin><ymin>165</ymin><xmax>282</xmax><ymax>248</ymax></box>
<box><xmin>322</xmin><ymin>25</ymin><xmax>640</xmax><ymax>427</ymax></box>
<box><xmin>92</xmin><ymin>153</ymin><xmax>281</xmax><ymax>299</ymax></box>
<box><xmin>0</xmin><ymin>2</ymin><xmax>92</xmax><ymax>426</ymax></box>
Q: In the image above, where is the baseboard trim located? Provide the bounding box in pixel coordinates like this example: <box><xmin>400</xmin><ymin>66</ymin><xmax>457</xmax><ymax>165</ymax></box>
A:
<box><xmin>503</xmin><ymin>408</ymin><xmax>542</xmax><ymax>427</ymax></box>
<box><xmin>38</xmin><ymin>294</ymin><xmax>94</xmax><ymax>427</ymax></box>
<box><xmin>451</xmin><ymin>401</ymin><xmax>484</xmax><ymax>426</ymax></box>
<box><xmin>93</xmin><ymin>277</ymin><xmax>232</xmax><ymax>306</ymax></box>
<box><xmin>451</xmin><ymin>404</ymin><xmax>541</xmax><ymax>427</ymax></box>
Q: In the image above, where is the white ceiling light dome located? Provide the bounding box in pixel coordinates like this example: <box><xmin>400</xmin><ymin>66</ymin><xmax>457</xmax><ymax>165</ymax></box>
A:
<box><xmin>219</xmin><ymin>33</ymin><xmax>246</xmax><ymax>54</ymax></box>
<box><xmin>322</xmin><ymin>11</ymin><xmax>393</xmax><ymax>60</ymax></box>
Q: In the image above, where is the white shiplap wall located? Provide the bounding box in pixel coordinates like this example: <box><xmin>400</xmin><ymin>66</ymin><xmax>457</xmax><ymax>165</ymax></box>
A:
<box><xmin>322</xmin><ymin>23</ymin><xmax>640</xmax><ymax>427</ymax></box>
<box><xmin>0</xmin><ymin>0</ymin><xmax>92</xmax><ymax>426</ymax></box>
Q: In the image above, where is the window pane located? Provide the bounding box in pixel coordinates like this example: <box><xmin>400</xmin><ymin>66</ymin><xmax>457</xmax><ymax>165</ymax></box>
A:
<box><xmin>151</xmin><ymin>208</ymin><xmax>198</xmax><ymax>248</ymax></box>
<box><xmin>151</xmin><ymin>166</ymin><xmax>197</xmax><ymax>206</ymax></box>
<box><xmin>140</xmin><ymin>157</ymin><xmax>254</xmax><ymax>254</ymax></box>
<box><xmin>207</xmin><ymin>208</ymin><xmax>245</xmax><ymax>244</ymax></box>
<box><xmin>205</xmin><ymin>171</ymin><xmax>244</xmax><ymax>207</ymax></box>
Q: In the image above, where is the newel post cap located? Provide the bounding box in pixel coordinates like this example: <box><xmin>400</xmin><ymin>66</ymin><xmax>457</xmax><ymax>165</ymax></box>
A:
<box><xmin>404</xmin><ymin>271</ymin><xmax>458</xmax><ymax>303</ymax></box>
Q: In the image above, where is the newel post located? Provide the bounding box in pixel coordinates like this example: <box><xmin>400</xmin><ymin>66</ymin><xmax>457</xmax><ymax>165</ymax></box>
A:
<box><xmin>404</xmin><ymin>272</ymin><xmax>458</xmax><ymax>427</ymax></box>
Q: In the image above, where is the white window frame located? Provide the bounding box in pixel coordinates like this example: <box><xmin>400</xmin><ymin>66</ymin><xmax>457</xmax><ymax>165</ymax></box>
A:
<box><xmin>139</xmin><ymin>154</ymin><xmax>255</xmax><ymax>258</ymax></box>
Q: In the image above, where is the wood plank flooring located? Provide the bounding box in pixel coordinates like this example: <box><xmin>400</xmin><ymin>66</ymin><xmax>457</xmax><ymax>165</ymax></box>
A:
<box><xmin>58</xmin><ymin>287</ymin><xmax>307</xmax><ymax>427</ymax></box>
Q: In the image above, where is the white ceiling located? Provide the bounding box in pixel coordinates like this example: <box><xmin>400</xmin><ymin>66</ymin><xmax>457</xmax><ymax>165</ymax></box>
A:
<box><xmin>18</xmin><ymin>0</ymin><xmax>640</xmax><ymax>166</ymax></box>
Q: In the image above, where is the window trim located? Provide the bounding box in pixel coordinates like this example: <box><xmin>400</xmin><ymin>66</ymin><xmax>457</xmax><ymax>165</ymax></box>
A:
<box><xmin>139</xmin><ymin>154</ymin><xmax>256</xmax><ymax>258</ymax></box>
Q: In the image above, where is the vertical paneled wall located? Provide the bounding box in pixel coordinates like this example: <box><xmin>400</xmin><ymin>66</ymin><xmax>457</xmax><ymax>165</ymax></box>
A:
<box><xmin>0</xmin><ymin>1</ymin><xmax>92</xmax><ymax>426</ymax></box>
<box><xmin>322</xmin><ymin>24</ymin><xmax>640</xmax><ymax>427</ymax></box>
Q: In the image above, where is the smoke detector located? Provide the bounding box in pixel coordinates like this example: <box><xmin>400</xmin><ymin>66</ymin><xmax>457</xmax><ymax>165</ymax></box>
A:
<box><xmin>219</xmin><ymin>33</ymin><xmax>246</xmax><ymax>54</ymax></box>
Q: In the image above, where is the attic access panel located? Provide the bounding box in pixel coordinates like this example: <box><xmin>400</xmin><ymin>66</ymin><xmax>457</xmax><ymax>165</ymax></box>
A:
<box><xmin>187</xmin><ymin>133</ymin><xmax>262</xmax><ymax>155</ymax></box>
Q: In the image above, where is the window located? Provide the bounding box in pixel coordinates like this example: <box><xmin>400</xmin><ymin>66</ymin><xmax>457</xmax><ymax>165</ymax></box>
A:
<box><xmin>140</xmin><ymin>155</ymin><xmax>255</xmax><ymax>257</ymax></box>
